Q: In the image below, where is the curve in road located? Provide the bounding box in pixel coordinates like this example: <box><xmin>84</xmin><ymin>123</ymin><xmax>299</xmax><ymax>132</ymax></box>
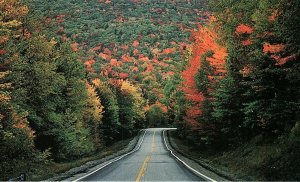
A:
<box><xmin>75</xmin><ymin>128</ymin><xmax>211</xmax><ymax>181</ymax></box>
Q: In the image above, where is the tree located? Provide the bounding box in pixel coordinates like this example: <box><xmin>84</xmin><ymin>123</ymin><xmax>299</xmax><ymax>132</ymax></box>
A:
<box><xmin>0</xmin><ymin>1</ymin><xmax>48</xmax><ymax>178</ymax></box>
<box><xmin>147</xmin><ymin>105</ymin><xmax>167</xmax><ymax>127</ymax></box>
<box><xmin>93</xmin><ymin>78</ymin><xmax>120</xmax><ymax>144</ymax></box>
<box><xmin>210</xmin><ymin>0</ymin><xmax>300</xmax><ymax>143</ymax></box>
<box><xmin>83</xmin><ymin>81</ymin><xmax>104</xmax><ymax>148</ymax></box>
<box><xmin>119</xmin><ymin>80</ymin><xmax>145</xmax><ymax>130</ymax></box>
<box><xmin>9</xmin><ymin>36</ymin><xmax>95</xmax><ymax>160</ymax></box>
<box><xmin>0</xmin><ymin>71</ymin><xmax>38</xmax><ymax>179</ymax></box>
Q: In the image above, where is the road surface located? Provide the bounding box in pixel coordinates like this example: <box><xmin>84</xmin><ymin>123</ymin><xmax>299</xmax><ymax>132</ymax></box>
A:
<box><xmin>79</xmin><ymin>128</ymin><xmax>205</xmax><ymax>181</ymax></box>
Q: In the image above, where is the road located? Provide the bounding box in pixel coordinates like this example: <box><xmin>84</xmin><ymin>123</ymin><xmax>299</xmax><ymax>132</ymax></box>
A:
<box><xmin>78</xmin><ymin>128</ymin><xmax>205</xmax><ymax>181</ymax></box>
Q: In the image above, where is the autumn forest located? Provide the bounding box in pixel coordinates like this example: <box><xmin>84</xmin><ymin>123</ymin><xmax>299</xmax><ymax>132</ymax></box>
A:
<box><xmin>0</xmin><ymin>0</ymin><xmax>299</xmax><ymax>180</ymax></box>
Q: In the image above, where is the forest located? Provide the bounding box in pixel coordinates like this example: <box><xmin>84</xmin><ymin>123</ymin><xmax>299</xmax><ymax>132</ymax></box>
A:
<box><xmin>0</xmin><ymin>0</ymin><xmax>299</xmax><ymax>180</ymax></box>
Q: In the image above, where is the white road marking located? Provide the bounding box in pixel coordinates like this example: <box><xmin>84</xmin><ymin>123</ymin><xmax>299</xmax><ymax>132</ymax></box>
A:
<box><xmin>163</xmin><ymin>129</ymin><xmax>217</xmax><ymax>182</ymax></box>
<box><xmin>73</xmin><ymin>128</ymin><xmax>217</xmax><ymax>182</ymax></box>
<box><xmin>73</xmin><ymin>129</ymin><xmax>148</xmax><ymax>182</ymax></box>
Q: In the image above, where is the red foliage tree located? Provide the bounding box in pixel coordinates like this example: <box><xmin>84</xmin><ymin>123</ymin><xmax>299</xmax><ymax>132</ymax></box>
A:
<box><xmin>241</xmin><ymin>39</ymin><xmax>252</xmax><ymax>46</ymax></box>
<box><xmin>71</xmin><ymin>42</ymin><xmax>79</xmax><ymax>52</ymax></box>
<box><xmin>146</xmin><ymin>63</ymin><xmax>154</xmax><ymax>72</ymax></box>
<box><xmin>133</xmin><ymin>49</ymin><xmax>139</xmax><ymax>56</ymax></box>
<box><xmin>181</xmin><ymin>19</ymin><xmax>227</xmax><ymax>129</ymax></box>
<box><xmin>110</xmin><ymin>59</ymin><xmax>117</xmax><ymax>66</ymax></box>
<box><xmin>236</xmin><ymin>24</ymin><xmax>254</xmax><ymax>34</ymax></box>
<box><xmin>98</xmin><ymin>52</ymin><xmax>111</xmax><ymax>60</ymax></box>
<box><xmin>132</xmin><ymin>40</ymin><xmax>139</xmax><ymax>47</ymax></box>
<box><xmin>84</xmin><ymin>59</ymin><xmax>96</xmax><ymax>72</ymax></box>
<box><xmin>121</xmin><ymin>54</ymin><xmax>132</xmax><ymax>62</ymax></box>
<box><xmin>0</xmin><ymin>49</ymin><xmax>7</xmax><ymax>55</ymax></box>
<box><xmin>56</xmin><ymin>14</ymin><xmax>65</xmax><ymax>24</ymax></box>
<box><xmin>132</xmin><ymin>67</ymin><xmax>139</xmax><ymax>72</ymax></box>
<box><xmin>119</xmin><ymin>72</ymin><xmax>129</xmax><ymax>79</ymax></box>
<box><xmin>103</xmin><ymin>48</ymin><xmax>112</xmax><ymax>55</ymax></box>
<box><xmin>162</xmin><ymin>47</ymin><xmax>176</xmax><ymax>54</ymax></box>
<box><xmin>263</xmin><ymin>43</ymin><xmax>285</xmax><ymax>54</ymax></box>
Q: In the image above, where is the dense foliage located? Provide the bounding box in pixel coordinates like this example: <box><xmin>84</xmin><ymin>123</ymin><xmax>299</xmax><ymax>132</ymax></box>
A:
<box><xmin>1</xmin><ymin>0</ymin><xmax>147</xmax><ymax>179</ymax></box>
<box><xmin>169</xmin><ymin>0</ymin><xmax>300</xmax><ymax>148</ymax></box>
<box><xmin>164</xmin><ymin>0</ymin><xmax>299</xmax><ymax>179</ymax></box>
<box><xmin>26</xmin><ymin>0</ymin><xmax>209</xmax><ymax>105</ymax></box>
<box><xmin>1</xmin><ymin>0</ymin><xmax>299</xmax><ymax>180</ymax></box>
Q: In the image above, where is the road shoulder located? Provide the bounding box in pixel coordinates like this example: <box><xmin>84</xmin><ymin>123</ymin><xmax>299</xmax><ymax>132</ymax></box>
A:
<box><xmin>164</xmin><ymin>130</ymin><xmax>231</xmax><ymax>181</ymax></box>
<box><xmin>48</xmin><ymin>130</ymin><xmax>145</xmax><ymax>181</ymax></box>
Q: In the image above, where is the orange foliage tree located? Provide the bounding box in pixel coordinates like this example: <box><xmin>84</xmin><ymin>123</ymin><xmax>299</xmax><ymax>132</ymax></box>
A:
<box><xmin>181</xmin><ymin>19</ymin><xmax>227</xmax><ymax>130</ymax></box>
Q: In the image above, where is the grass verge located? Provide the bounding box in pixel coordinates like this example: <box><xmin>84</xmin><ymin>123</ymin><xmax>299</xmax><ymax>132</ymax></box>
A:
<box><xmin>168</xmin><ymin>130</ymin><xmax>300</xmax><ymax>181</ymax></box>
<box><xmin>28</xmin><ymin>137</ymin><xmax>134</xmax><ymax>181</ymax></box>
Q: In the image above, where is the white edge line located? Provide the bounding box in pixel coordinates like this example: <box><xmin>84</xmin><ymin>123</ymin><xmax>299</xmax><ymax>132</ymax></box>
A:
<box><xmin>73</xmin><ymin>129</ymin><xmax>148</xmax><ymax>182</ymax></box>
<box><xmin>163</xmin><ymin>129</ymin><xmax>217</xmax><ymax>182</ymax></box>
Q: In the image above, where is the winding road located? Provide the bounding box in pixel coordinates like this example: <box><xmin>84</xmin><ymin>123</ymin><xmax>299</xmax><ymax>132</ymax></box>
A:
<box><xmin>76</xmin><ymin>128</ymin><xmax>209</xmax><ymax>181</ymax></box>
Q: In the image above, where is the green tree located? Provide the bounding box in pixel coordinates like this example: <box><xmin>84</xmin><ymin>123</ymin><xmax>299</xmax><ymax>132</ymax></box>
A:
<box><xmin>93</xmin><ymin>78</ymin><xmax>120</xmax><ymax>144</ymax></box>
<box><xmin>147</xmin><ymin>105</ymin><xmax>167</xmax><ymax>127</ymax></box>
<box><xmin>10</xmin><ymin>36</ymin><xmax>94</xmax><ymax>159</ymax></box>
<box><xmin>119</xmin><ymin>80</ymin><xmax>146</xmax><ymax>130</ymax></box>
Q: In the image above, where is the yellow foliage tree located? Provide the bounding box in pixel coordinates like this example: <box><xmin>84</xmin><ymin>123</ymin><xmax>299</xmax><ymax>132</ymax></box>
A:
<box><xmin>0</xmin><ymin>0</ymin><xmax>29</xmax><ymax>102</ymax></box>
<box><xmin>83</xmin><ymin>81</ymin><xmax>104</xmax><ymax>148</ymax></box>
<box><xmin>120</xmin><ymin>80</ymin><xmax>146</xmax><ymax>126</ymax></box>
<box><xmin>84</xmin><ymin>81</ymin><xmax>104</xmax><ymax>123</ymax></box>
<box><xmin>0</xmin><ymin>0</ymin><xmax>29</xmax><ymax>39</ymax></box>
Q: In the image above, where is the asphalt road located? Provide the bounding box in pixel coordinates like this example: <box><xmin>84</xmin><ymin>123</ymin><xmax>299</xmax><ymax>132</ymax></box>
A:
<box><xmin>79</xmin><ymin>128</ymin><xmax>205</xmax><ymax>181</ymax></box>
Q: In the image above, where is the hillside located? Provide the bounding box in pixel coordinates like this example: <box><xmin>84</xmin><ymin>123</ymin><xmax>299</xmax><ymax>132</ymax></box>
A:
<box><xmin>1</xmin><ymin>0</ymin><xmax>299</xmax><ymax>180</ymax></box>
<box><xmin>28</xmin><ymin>0</ymin><xmax>210</xmax><ymax>104</ymax></box>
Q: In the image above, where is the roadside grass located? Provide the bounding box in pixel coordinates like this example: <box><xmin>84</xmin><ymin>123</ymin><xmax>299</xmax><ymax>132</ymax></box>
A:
<box><xmin>29</xmin><ymin>138</ymin><xmax>133</xmax><ymax>181</ymax></box>
<box><xmin>168</xmin><ymin>130</ymin><xmax>300</xmax><ymax>181</ymax></box>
